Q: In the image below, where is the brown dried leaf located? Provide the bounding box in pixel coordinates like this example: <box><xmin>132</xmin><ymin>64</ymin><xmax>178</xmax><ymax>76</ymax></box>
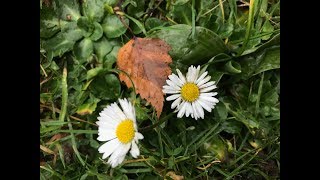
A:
<box><xmin>166</xmin><ymin>171</ymin><xmax>184</xmax><ymax>180</ymax></box>
<box><xmin>117</xmin><ymin>38</ymin><xmax>172</xmax><ymax>118</ymax></box>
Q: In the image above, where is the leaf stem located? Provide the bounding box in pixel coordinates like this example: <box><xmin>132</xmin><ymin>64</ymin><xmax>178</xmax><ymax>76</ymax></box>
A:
<box><xmin>59</xmin><ymin>62</ymin><xmax>68</xmax><ymax>122</ymax></box>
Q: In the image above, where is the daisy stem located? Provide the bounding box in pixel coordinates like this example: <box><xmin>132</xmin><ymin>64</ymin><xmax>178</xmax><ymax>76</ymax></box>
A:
<box><xmin>59</xmin><ymin>62</ymin><xmax>68</xmax><ymax>122</ymax></box>
<box><xmin>67</xmin><ymin>116</ymin><xmax>86</xmax><ymax>166</ymax></box>
<box><xmin>110</xmin><ymin>69</ymin><xmax>137</xmax><ymax>101</ymax></box>
<box><xmin>139</xmin><ymin>113</ymin><xmax>174</xmax><ymax>132</ymax></box>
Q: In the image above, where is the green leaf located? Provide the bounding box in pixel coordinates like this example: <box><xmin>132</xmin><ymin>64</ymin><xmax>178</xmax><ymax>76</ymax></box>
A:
<box><xmin>203</xmin><ymin>136</ymin><xmax>227</xmax><ymax>161</ymax></box>
<box><xmin>217</xmin><ymin>22</ymin><xmax>234</xmax><ymax>39</ymax></box>
<box><xmin>43</xmin><ymin>33</ymin><xmax>75</xmax><ymax>60</ymax></box>
<box><xmin>90</xmin><ymin>74</ymin><xmax>121</xmax><ymax>100</ymax></box>
<box><xmin>40</xmin><ymin>5</ymin><xmax>62</xmax><ymax>38</ymax></box>
<box><xmin>127</xmin><ymin>0</ymin><xmax>145</xmax><ymax>18</ymax></box>
<box><xmin>240</xmin><ymin>46</ymin><xmax>280</xmax><ymax>79</ymax></box>
<box><xmin>104</xmin><ymin>46</ymin><xmax>120</xmax><ymax>68</ymax></box>
<box><xmin>87</xmin><ymin>66</ymin><xmax>104</xmax><ymax>80</ymax></box>
<box><xmin>61</xmin><ymin>21</ymin><xmax>83</xmax><ymax>41</ymax></box>
<box><xmin>74</xmin><ymin>38</ymin><xmax>94</xmax><ymax>61</ymax></box>
<box><xmin>90</xmin><ymin>22</ymin><xmax>103</xmax><ymax>41</ymax></box>
<box><xmin>224</xmin><ymin>60</ymin><xmax>242</xmax><ymax>74</ymax></box>
<box><xmin>169</xmin><ymin>3</ymin><xmax>192</xmax><ymax>25</ymax></box>
<box><xmin>125</xmin><ymin>14</ymin><xmax>146</xmax><ymax>36</ymax></box>
<box><xmin>214</xmin><ymin>102</ymin><xmax>228</xmax><ymax>121</ymax></box>
<box><xmin>93</xmin><ymin>37</ymin><xmax>113</xmax><ymax>63</ymax></box>
<box><xmin>102</xmin><ymin>14</ymin><xmax>129</xmax><ymax>38</ymax></box>
<box><xmin>221</xmin><ymin>120</ymin><xmax>243</xmax><ymax>134</ymax></box>
<box><xmin>82</xmin><ymin>0</ymin><xmax>105</xmax><ymax>22</ymax></box>
<box><xmin>261</xmin><ymin>20</ymin><xmax>275</xmax><ymax>40</ymax></box>
<box><xmin>77</xmin><ymin>17</ymin><xmax>95</xmax><ymax>37</ymax></box>
<box><xmin>76</xmin><ymin>97</ymin><xmax>101</xmax><ymax>115</ymax></box>
<box><xmin>54</xmin><ymin>0</ymin><xmax>81</xmax><ymax>21</ymax></box>
<box><xmin>172</xmin><ymin>0</ymin><xmax>190</xmax><ymax>5</ymax></box>
<box><xmin>145</xmin><ymin>18</ymin><xmax>167</xmax><ymax>31</ymax></box>
<box><xmin>149</xmin><ymin>24</ymin><xmax>228</xmax><ymax>65</ymax></box>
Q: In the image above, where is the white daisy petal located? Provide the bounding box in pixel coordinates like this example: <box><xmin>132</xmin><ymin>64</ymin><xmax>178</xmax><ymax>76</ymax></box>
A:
<box><xmin>100</xmin><ymin>109</ymin><xmax>121</xmax><ymax>123</ymax></box>
<box><xmin>163</xmin><ymin>89</ymin><xmax>180</xmax><ymax>94</ymax></box>
<box><xmin>196</xmin><ymin>72</ymin><xmax>208</xmax><ymax>84</ymax></box>
<box><xmin>169</xmin><ymin>74</ymin><xmax>184</xmax><ymax>87</ymax></box>
<box><xmin>108</xmin><ymin>143</ymin><xmax>131</xmax><ymax>167</ymax></box>
<box><xmin>192</xmin><ymin>65</ymin><xmax>201</xmax><ymax>82</ymax></box>
<box><xmin>135</xmin><ymin>132</ymin><xmax>144</xmax><ymax>141</ymax></box>
<box><xmin>163</xmin><ymin>85</ymin><xmax>178</xmax><ymax>91</ymax></box>
<box><xmin>99</xmin><ymin>138</ymin><xmax>121</xmax><ymax>158</ymax></box>
<box><xmin>197</xmin><ymin>76</ymin><xmax>211</xmax><ymax>86</ymax></box>
<box><xmin>130</xmin><ymin>141</ymin><xmax>140</xmax><ymax>158</ymax></box>
<box><xmin>98</xmin><ymin>129</ymin><xmax>116</xmax><ymax>141</ymax></box>
<box><xmin>166</xmin><ymin>94</ymin><xmax>181</xmax><ymax>101</ymax></box>
<box><xmin>110</xmin><ymin>103</ymin><xmax>127</xmax><ymax>120</ymax></box>
<box><xmin>96</xmin><ymin>119</ymin><xmax>117</xmax><ymax>129</ymax></box>
<box><xmin>199</xmin><ymin>81</ymin><xmax>216</xmax><ymax>89</ymax></box>
<box><xmin>176</xmin><ymin>69</ymin><xmax>186</xmax><ymax>83</ymax></box>
<box><xmin>177</xmin><ymin>101</ymin><xmax>187</xmax><ymax>118</ymax></box>
<box><xmin>118</xmin><ymin>99</ymin><xmax>135</xmax><ymax>121</ymax></box>
<box><xmin>191</xmin><ymin>102</ymin><xmax>199</xmax><ymax>120</ymax></box>
<box><xmin>200</xmin><ymin>85</ymin><xmax>217</xmax><ymax>93</ymax></box>
<box><xmin>171</xmin><ymin>97</ymin><xmax>182</xmax><ymax>109</ymax></box>
<box><xmin>166</xmin><ymin>80</ymin><xmax>180</xmax><ymax>90</ymax></box>
<box><xmin>200</xmin><ymin>92</ymin><xmax>218</xmax><ymax>97</ymax></box>
<box><xmin>197</xmin><ymin>99</ymin><xmax>213</xmax><ymax>112</ymax></box>
<box><xmin>200</xmin><ymin>95</ymin><xmax>219</xmax><ymax>103</ymax></box>
<box><xmin>194</xmin><ymin>101</ymin><xmax>205</xmax><ymax>119</ymax></box>
<box><xmin>185</xmin><ymin>102</ymin><xmax>193</xmax><ymax>117</ymax></box>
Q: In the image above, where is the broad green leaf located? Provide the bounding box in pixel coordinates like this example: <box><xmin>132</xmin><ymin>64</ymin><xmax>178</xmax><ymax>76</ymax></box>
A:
<box><xmin>76</xmin><ymin>97</ymin><xmax>100</xmax><ymax>115</ymax></box>
<box><xmin>149</xmin><ymin>24</ymin><xmax>228</xmax><ymax>65</ymax></box>
<box><xmin>93</xmin><ymin>37</ymin><xmax>113</xmax><ymax>62</ymax></box>
<box><xmin>261</xmin><ymin>20</ymin><xmax>275</xmax><ymax>40</ymax></box>
<box><xmin>145</xmin><ymin>18</ymin><xmax>167</xmax><ymax>31</ymax></box>
<box><xmin>221</xmin><ymin>120</ymin><xmax>243</xmax><ymax>134</ymax></box>
<box><xmin>172</xmin><ymin>0</ymin><xmax>190</xmax><ymax>5</ymax></box>
<box><xmin>240</xmin><ymin>46</ymin><xmax>279</xmax><ymax>79</ymax></box>
<box><xmin>104</xmin><ymin>46</ymin><xmax>120</xmax><ymax>68</ymax></box>
<box><xmin>90</xmin><ymin>74</ymin><xmax>121</xmax><ymax>100</ymax></box>
<box><xmin>43</xmin><ymin>33</ymin><xmax>75</xmax><ymax>60</ymax></box>
<box><xmin>90</xmin><ymin>22</ymin><xmax>103</xmax><ymax>41</ymax></box>
<box><xmin>241</xmin><ymin>33</ymin><xmax>280</xmax><ymax>55</ymax></box>
<box><xmin>125</xmin><ymin>14</ymin><xmax>146</xmax><ymax>36</ymax></box>
<box><xmin>61</xmin><ymin>21</ymin><xmax>83</xmax><ymax>41</ymax></box>
<box><xmin>169</xmin><ymin>3</ymin><xmax>192</xmax><ymax>25</ymax></box>
<box><xmin>82</xmin><ymin>0</ymin><xmax>105</xmax><ymax>22</ymax></box>
<box><xmin>54</xmin><ymin>0</ymin><xmax>81</xmax><ymax>21</ymax></box>
<box><xmin>203</xmin><ymin>136</ymin><xmax>227</xmax><ymax>161</ymax></box>
<box><xmin>77</xmin><ymin>17</ymin><xmax>94</xmax><ymax>37</ymax></box>
<box><xmin>127</xmin><ymin>0</ymin><xmax>145</xmax><ymax>18</ymax></box>
<box><xmin>87</xmin><ymin>66</ymin><xmax>104</xmax><ymax>80</ymax></box>
<box><xmin>217</xmin><ymin>22</ymin><xmax>234</xmax><ymax>39</ymax></box>
<box><xmin>214</xmin><ymin>102</ymin><xmax>228</xmax><ymax>121</ymax></box>
<box><xmin>105</xmin><ymin>0</ymin><xmax>118</xmax><ymax>6</ymax></box>
<box><xmin>224</xmin><ymin>60</ymin><xmax>242</xmax><ymax>74</ymax></box>
<box><xmin>254</xmin><ymin>47</ymin><xmax>280</xmax><ymax>75</ymax></box>
<box><xmin>102</xmin><ymin>14</ymin><xmax>129</xmax><ymax>38</ymax></box>
<box><xmin>74</xmin><ymin>38</ymin><xmax>94</xmax><ymax>61</ymax></box>
<box><xmin>40</xmin><ymin>5</ymin><xmax>62</xmax><ymax>38</ymax></box>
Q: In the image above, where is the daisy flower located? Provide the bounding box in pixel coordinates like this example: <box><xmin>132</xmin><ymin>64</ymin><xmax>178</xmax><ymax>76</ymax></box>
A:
<box><xmin>96</xmin><ymin>98</ymin><xmax>144</xmax><ymax>168</ymax></box>
<box><xmin>162</xmin><ymin>65</ymin><xmax>219</xmax><ymax>120</ymax></box>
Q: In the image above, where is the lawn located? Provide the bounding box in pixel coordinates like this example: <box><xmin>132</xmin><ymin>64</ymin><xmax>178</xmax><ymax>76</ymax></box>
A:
<box><xmin>40</xmin><ymin>0</ymin><xmax>280</xmax><ymax>179</ymax></box>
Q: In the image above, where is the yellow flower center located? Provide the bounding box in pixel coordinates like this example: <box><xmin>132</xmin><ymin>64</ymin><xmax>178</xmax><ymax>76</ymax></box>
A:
<box><xmin>116</xmin><ymin>120</ymin><xmax>135</xmax><ymax>144</ymax></box>
<box><xmin>180</xmin><ymin>83</ymin><xmax>200</xmax><ymax>102</ymax></box>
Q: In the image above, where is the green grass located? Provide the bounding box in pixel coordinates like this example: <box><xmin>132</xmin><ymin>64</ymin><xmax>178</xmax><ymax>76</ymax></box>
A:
<box><xmin>40</xmin><ymin>0</ymin><xmax>280</xmax><ymax>179</ymax></box>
